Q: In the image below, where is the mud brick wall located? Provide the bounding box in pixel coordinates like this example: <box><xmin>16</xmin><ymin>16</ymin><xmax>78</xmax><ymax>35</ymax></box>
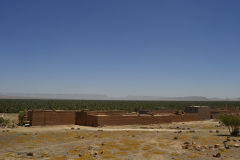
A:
<box><xmin>28</xmin><ymin>110</ymin><xmax>76</xmax><ymax>126</ymax></box>
<box><xmin>95</xmin><ymin>114</ymin><xmax>199</xmax><ymax>126</ymax></box>
<box><xmin>75</xmin><ymin>111</ymin><xmax>88</xmax><ymax>125</ymax></box>
<box><xmin>44</xmin><ymin>111</ymin><xmax>75</xmax><ymax>125</ymax></box>
<box><xmin>147</xmin><ymin>110</ymin><xmax>177</xmax><ymax>115</ymax></box>
<box><xmin>97</xmin><ymin>115</ymin><xmax>146</xmax><ymax>126</ymax></box>
<box><xmin>172</xmin><ymin>114</ymin><xmax>199</xmax><ymax>122</ymax></box>
<box><xmin>185</xmin><ymin>107</ymin><xmax>198</xmax><ymax>113</ymax></box>
<box><xmin>148</xmin><ymin>110</ymin><xmax>176</xmax><ymax>115</ymax></box>
<box><xmin>210</xmin><ymin>110</ymin><xmax>227</xmax><ymax>119</ymax></box>
<box><xmin>85</xmin><ymin>115</ymin><xmax>98</xmax><ymax>127</ymax></box>
<box><xmin>28</xmin><ymin>110</ymin><xmax>45</xmax><ymax>126</ymax></box>
<box><xmin>28</xmin><ymin>109</ymin><xmax>201</xmax><ymax>127</ymax></box>
<box><xmin>27</xmin><ymin>111</ymin><xmax>32</xmax><ymax>124</ymax></box>
<box><xmin>211</xmin><ymin>113</ymin><xmax>222</xmax><ymax>119</ymax></box>
<box><xmin>198</xmin><ymin>108</ymin><xmax>211</xmax><ymax>120</ymax></box>
<box><xmin>210</xmin><ymin>110</ymin><xmax>240</xmax><ymax>119</ymax></box>
<box><xmin>75</xmin><ymin>110</ymin><xmax>126</xmax><ymax>126</ymax></box>
<box><xmin>86</xmin><ymin>110</ymin><xmax>126</xmax><ymax>115</ymax></box>
<box><xmin>75</xmin><ymin>111</ymin><xmax>99</xmax><ymax>126</ymax></box>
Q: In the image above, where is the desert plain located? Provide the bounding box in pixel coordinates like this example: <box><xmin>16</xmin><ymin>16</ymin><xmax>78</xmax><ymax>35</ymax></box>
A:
<box><xmin>0</xmin><ymin>114</ymin><xmax>240</xmax><ymax>160</ymax></box>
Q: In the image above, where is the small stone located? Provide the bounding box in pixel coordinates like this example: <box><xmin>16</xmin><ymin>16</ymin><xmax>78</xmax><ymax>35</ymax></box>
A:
<box><xmin>195</xmin><ymin>145</ymin><xmax>201</xmax><ymax>151</ymax></box>
<box><xmin>173</xmin><ymin>136</ymin><xmax>178</xmax><ymax>140</ymax></box>
<box><xmin>216</xmin><ymin>130</ymin><xmax>219</xmax><ymax>133</ymax></box>
<box><xmin>78</xmin><ymin>154</ymin><xmax>82</xmax><ymax>157</ymax></box>
<box><xmin>223</xmin><ymin>142</ymin><xmax>230</xmax><ymax>149</ymax></box>
<box><xmin>214</xmin><ymin>144</ymin><xmax>220</xmax><ymax>148</ymax></box>
<box><xmin>17</xmin><ymin>152</ymin><xmax>25</xmax><ymax>155</ymax></box>
<box><xmin>219</xmin><ymin>147</ymin><xmax>225</xmax><ymax>152</ymax></box>
<box><xmin>71</xmin><ymin>127</ymin><xmax>74</xmax><ymax>130</ymax></box>
<box><xmin>203</xmin><ymin>145</ymin><xmax>208</xmax><ymax>149</ymax></box>
<box><xmin>88</xmin><ymin>146</ymin><xmax>93</xmax><ymax>150</ymax></box>
<box><xmin>234</xmin><ymin>144</ymin><xmax>240</xmax><ymax>148</ymax></box>
<box><xmin>213</xmin><ymin>153</ymin><xmax>221</xmax><ymax>158</ymax></box>
<box><xmin>209</xmin><ymin>146</ymin><xmax>214</xmax><ymax>150</ymax></box>
<box><xmin>26</xmin><ymin>152</ymin><xmax>33</xmax><ymax>156</ymax></box>
<box><xmin>76</xmin><ymin>136</ymin><xmax>84</xmax><ymax>139</ymax></box>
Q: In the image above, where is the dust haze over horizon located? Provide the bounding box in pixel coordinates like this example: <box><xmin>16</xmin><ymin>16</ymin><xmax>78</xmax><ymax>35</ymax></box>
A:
<box><xmin>1</xmin><ymin>0</ymin><xmax>240</xmax><ymax>98</ymax></box>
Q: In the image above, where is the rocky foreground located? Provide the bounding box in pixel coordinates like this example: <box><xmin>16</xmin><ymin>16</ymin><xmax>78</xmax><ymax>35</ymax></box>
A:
<box><xmin>0</xmin><ymin>119</ymin><xmax>239</xmax><ymax>160</ymax></box>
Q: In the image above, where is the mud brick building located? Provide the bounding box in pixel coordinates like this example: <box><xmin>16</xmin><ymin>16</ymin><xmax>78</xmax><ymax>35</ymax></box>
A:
<box><xmin>28</xmin><ymin>109</ymin><xmax>199</xmax><ymax>126</ymax></box>
<box><xmin>185</xmin><ymin>106</ymin><xmax>240</xmax><ymax>119</ymax></box>
<box><xmin>27</xmin><ymin>106</ymin><xmax>240</xmax><ymax>126</ymax></box>
<box><xmin>184</xmin><ymin>106</ymin><xmax>211</xmax><ymax>120</ymax></box>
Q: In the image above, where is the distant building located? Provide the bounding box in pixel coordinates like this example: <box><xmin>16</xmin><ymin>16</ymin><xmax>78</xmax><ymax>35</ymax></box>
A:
<box><xmin>185</xmin><ymin>106</ymin><xmax>210</xmax><ymax>120</ymax></box>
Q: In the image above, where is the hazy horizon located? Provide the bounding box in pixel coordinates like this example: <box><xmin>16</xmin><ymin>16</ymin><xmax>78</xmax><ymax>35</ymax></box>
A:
<box><xmin>0</xmin><ymin>92</ymin><xmax>239</xmax><ymax>100</ymax></box>
<box><xmin>1</xmin><ymin>0</ymin><xmax>240</xmax><ymax>98</ymax></box>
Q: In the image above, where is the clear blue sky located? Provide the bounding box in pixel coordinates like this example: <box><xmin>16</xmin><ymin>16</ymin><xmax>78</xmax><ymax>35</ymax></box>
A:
<box><xmin>0</xmin><ymin>0</ymin><xmax>240</xmax><ymax>98</ymax></box>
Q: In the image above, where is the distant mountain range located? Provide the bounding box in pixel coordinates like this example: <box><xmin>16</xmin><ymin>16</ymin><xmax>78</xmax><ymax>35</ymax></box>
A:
<box><xmin>0</xmin><ymin>93</ymin><xmax>109</xmax><ymax>100</ymax></box>
<box><xmin>0</xmin><ymin>93</ymin><xmax>240</xmax><ymax>101</ymax></box>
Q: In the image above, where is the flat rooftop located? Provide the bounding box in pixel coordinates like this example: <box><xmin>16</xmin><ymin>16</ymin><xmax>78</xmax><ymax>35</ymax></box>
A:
<box><xmin>95</xmin><ymin>113</ymin><xmax>174</xmax><ymax>117</ymax></box>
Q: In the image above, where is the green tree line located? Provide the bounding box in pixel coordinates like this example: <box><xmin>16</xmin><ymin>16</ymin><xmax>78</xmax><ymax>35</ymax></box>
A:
<box><xmin>0</xmin><ymin>99</ymin><xmax>240</xmax><ymax>113</ymax></box>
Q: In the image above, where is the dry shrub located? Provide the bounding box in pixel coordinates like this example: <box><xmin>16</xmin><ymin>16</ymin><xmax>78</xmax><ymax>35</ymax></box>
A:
<box><xmin>219</xmin><ymin>115</ymin><xmax>240</xmax><ymax>136</ymax></box>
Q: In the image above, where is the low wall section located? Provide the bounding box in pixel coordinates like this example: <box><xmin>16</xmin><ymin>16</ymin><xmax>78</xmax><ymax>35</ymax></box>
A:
<box><xmin>95</xmin><ymin>113</ymin><xmax>199</xmax><ymax>126</ymax></box>
<box><xmin>28</xmin><ymin>110</ymin><xmax>76</xmax><ymax>126</ymax></box>
<box><xmin>148</xmin><ymin>110</ymin><xmax>176</xmax><ymax>115</ymax></box>
<box><xmin>198</xmin><ymin>108</ymin><xmax>211</xmax><ymax>120</ymax></box>
<box><xmin>210</xmin><ymin>110</ymin><xmax>240</xmax><ymax>119</ymax></box>
<box><xmin>75</xmin><ymin>110</ymin><xmax>127</xmax><ymax>126</ymax></box>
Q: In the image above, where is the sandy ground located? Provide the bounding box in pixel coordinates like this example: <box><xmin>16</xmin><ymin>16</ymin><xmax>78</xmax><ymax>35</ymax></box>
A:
<box><xmin>0</xmin><ymin>116</ymin><xmax>240</xmax><ymax>160</ymax></box>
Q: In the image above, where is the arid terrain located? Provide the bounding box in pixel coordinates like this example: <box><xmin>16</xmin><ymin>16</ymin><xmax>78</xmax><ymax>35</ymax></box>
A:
<box><xmin>0</xmin><ymin>114</ymin><xmax>240</xmax><ymax>160</ymax></box>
